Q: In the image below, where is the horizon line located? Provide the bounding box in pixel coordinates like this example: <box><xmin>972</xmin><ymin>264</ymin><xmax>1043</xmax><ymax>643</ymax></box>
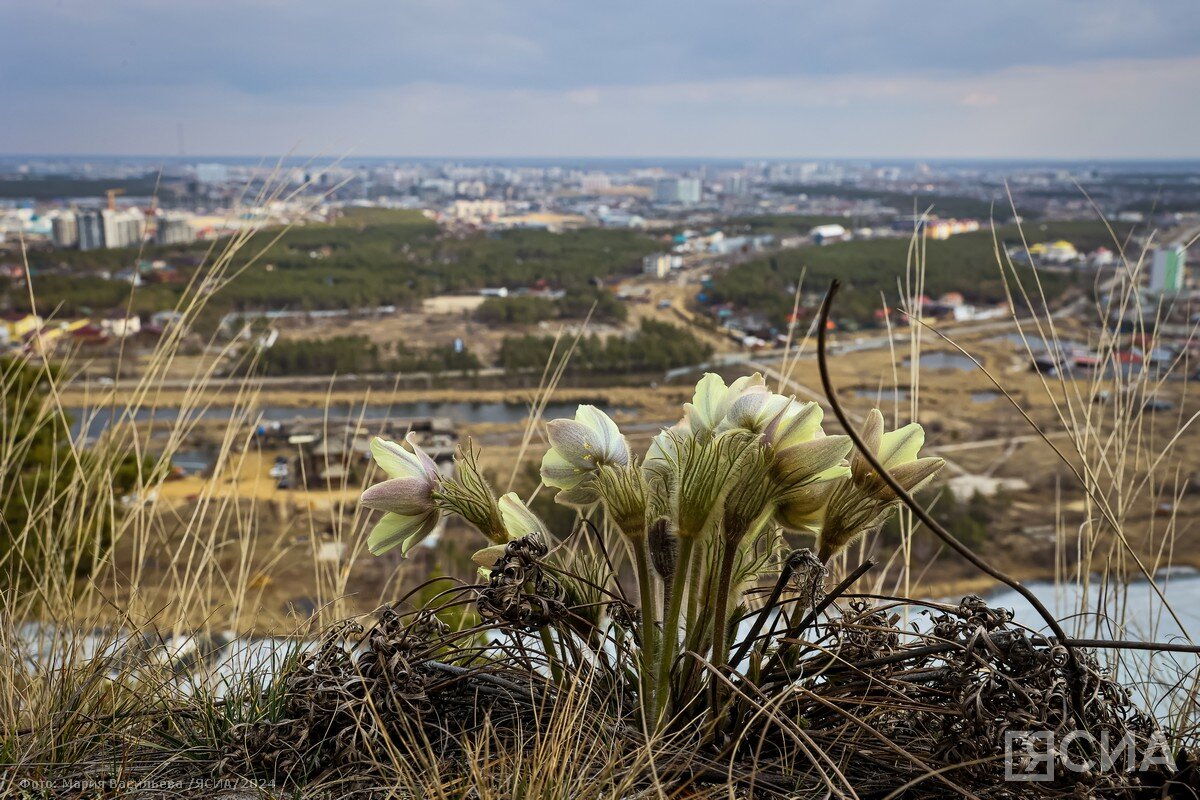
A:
<box><xmin>4</xmin><ymin>153</ymin><xmax>1200</xmax><ymax>165</ymax></box>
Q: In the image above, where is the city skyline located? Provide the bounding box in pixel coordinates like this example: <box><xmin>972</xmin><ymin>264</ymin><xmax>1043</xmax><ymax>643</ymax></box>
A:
<box><xmin>3</xmin><ymin>1</ymin><xmax>1200</xmax><ymax>159</ymax></box>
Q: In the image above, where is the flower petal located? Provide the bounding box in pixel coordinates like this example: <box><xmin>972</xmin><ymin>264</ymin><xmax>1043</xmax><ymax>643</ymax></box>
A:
<box><xmin>575</xmin><ymin>405</ymin><xmax>629</xmax><ymax>465</ymax></box>
<box><xmin>405</xmin><ymin>431</ymin><xmax>443</xmax><ymax>483</ymax></box>
<box><xmin>774</xmin><ymin>435</ymin><xmax>853</xmax><ymax>490</ymax></box>
<box><xmin>546</xmin><ymin>418</ymin><xmax>596</xmax><ymax>468</ymax></box>
<box><xmin>689</xmin><ymin>372</ymin><xmax>769</xmax><ymax>436</ymax></box>
<box><xmin>498</xmin><ymin>492</ymin><xmax>544</xmax><ymax>541</ymax></box>
<box><xmin>541</xmin><ymin>447</ymin><xmax>586</xmax><ymax>489</ymax></box>
<box><xmin>722</xmin><ymin>391</ymin><xmax>790</xmax><ymax>434</ymax></box>
<box><xmin>367</xmin><ymin>511</ymin><xmax>438</xmax><ymax>556</ymax></box>
<box><xmin>643</xmin><ymin>427</ymin><xmax>683</xmax><ymax>484</ymax></box>
<box><xmin>471</xmin><ymin>543</ymin><xmax>509</xmax><ymax>568</ymax></box>
<box><xmin>851</xmin><ymin>410</ymin><xmax>885</xmax><ymax>482</ymax></box>
<box><xmin>370</xmin><ymin>436</ymin><xmax>420</xmax><ymax>480</ymax></box>
<box><xmin>860</xmin><ymin>410</ymin><xmax>884</xmax><ymax>453</ymax></box>
<box><xmin>767</xmin><ymin>400</ymin><xmax>824</xmax><ymax>450</ymax></box>
<box><xmin>776</xmin><ymin>479</ymin><xmax>840</xmax><ymax>532</ymax></box>
<box><xmin>878</xmin><ymin>423</ymin><xmax>925</xmax><ymax>469</ymax></box>
<box><xmin>686</xmin><ymin>373</ymin><xmax>729</xmax><ymax>435</ymax></box>
<box><xmin>361</xmin><ymin>476</ymin><xmax>434</xmax><ymax>516</ymax></box>
<box><xmin>889</xmin><ymin>456</ymin><xmax>944</xmax><ymax>494</ymax></box>
<box><xmin>555</xmin><ymin>482</ymin><xmax>601</xmax><ymax>506</ymax></box>
<box><xmin>727</xmin><ymin>373</ymin><xmax>767</xmax><ymax>397</ymax></box>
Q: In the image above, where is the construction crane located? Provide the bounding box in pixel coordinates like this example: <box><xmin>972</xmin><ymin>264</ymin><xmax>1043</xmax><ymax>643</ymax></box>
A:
<box><xmin>105</xmin><ymin>188</ymin><xmax>125</xmax><ymax>211</ymax></box>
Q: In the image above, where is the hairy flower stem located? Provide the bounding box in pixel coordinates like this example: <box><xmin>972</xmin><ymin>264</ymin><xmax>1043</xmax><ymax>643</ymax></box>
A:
<box><xmin>706</xmin><ymin>539</ymin><xmax>739</xmax><ymax>725</ymax></box>
<box><xmin>655</xmin><ymin>535</ymin><xmax>696</xmax><ymax>726</ymax></box>
<box><xmin>684</xmin><ymin>548</ymin><xmax>707</xmax><ymax>653</ymax></box>
<box><xmin>632</xmin><ymin>540</ymin><xmax>658</xmax><ymax>723</ymax></box>
<box><xmin>708</xmin><ymin>513</ymin><xmax>772</xmax><ymax>726</ymax></box>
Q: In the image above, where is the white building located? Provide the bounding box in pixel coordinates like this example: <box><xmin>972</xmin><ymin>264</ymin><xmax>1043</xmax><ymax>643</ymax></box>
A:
<box><xmin>100</xmin><ymin>312</ymin><xmax>141</xmax><ymax>338</ymax></box>
<box><xmin>642</xmin><ymin>253</ymin><xmax>672</xmax><ymax>279</ymax></box>
<box><xmin>653</xmin><ymin>177</ymin><xmax>701</xmax><ymax>205</ymax></box>
<box><xmin>580</xmin><ymin>173</ymin><xmax>611</xmax><ymax>193</ymax></box>
<box><xmin>811</xmin><ymin>224</ymin><xmax>847</xmax><ymax>245</ymax></box>
<box><xmin>451</xmin><ymin>199</ymin><xmax>506</xmax><ymax>221</ymax></box>
<box><xmin>100</xmin><ymin>208</ymin><xmax>145</xmax><ymax>249</ymax></box>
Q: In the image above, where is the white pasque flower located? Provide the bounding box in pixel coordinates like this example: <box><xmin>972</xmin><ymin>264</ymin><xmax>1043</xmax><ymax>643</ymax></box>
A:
<box><xmin>720</xmin><ymin>390</ymin><xmax>852</xmax><ymax>515</ymax></box>
<box><xmin>540</xmin><ymin>405</ymin><xmax>630</xmax><ymax>504</ymax></box>
<box><xmin>683</xmin><ymin>372</ymin><xmax>768</xmax><ymax>440</ymax></box>
<box><xmin>471</xmin><ymin>492</ymin><xmax>548</xmax><ymax>568</ymax></box>
<box><xmin>816</xmin><ymin>409</ymin><xmax>945</xmax><ymax>561</ymax></box>
<box><xmin>361</xmin><ymin>433</ymin><xmax>443</xmax><ymax>556</ymax></box>
<box><xmin>762</xmin><ymin>400</ymin><xmax>852</xmax><ymax>495</ymax></box>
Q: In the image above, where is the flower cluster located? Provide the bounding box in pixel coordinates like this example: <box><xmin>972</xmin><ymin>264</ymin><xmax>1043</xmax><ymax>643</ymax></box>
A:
<box><xmin>358</xmin><ymin>372</ymin><xmax>944</xmax><ymax>729</ymax></box>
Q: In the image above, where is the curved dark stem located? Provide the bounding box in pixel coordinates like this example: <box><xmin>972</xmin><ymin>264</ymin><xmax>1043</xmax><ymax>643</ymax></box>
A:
<box><xmin>815</xmin><ymin>279</ymin><xmax>1088</xmax><ymax>727</ymax></box>
<box><xmin>728</xmin><ymin>551</ymin><xmax>803</xmax><ymax>669</ymax></box>
<box><xmin>756</xmin><ymin>558</ymin><xmax>876</xmax><ymax>686</ymax></box>
<box><xmin>785</xmin><ymin>559</ymin><xmax>877</xmax><ymax>643</ymax></box>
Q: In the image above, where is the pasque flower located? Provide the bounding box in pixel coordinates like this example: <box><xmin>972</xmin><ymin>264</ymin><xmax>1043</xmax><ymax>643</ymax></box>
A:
<box><xmin>471</xmin><ymin>492</ymin><xmax>548</xmax><ymax>568</ymax></box>
<box><xmin>683</xmin><ymin>372</ymin><xmax>768</xmax><ymax>440</ymax></box>
<box><xmin>717</xmin><ymin>388</ymin><xmax>793</xmax><ymax>437</ymax></box>
<box><xmin>816</xmin><ymin>409</ymin><xmax>944</xmax><ymax>561</ymax></box>
<box><xmin>540</xmin><ymin>405</ymin><xmax>630</xmax><ymax>504</ymax></box>
<box><xmin>774</xmin><ymin>477</ymin><xmax>840</xmax><ymax>532</ymax></box>
<box><xmin>361</xmin><ymin>433</ymin><xmax>443</xmax><ymax>556</ymax></box>
<box><xmin>848</xmin><ymin>409</ymin><xmax>943</xmax><ymax>499</ymax></box>
<box><xmin>720</xmin><ymin>392</ymin><xmax>852</xmax><ymax>509</ymax></box>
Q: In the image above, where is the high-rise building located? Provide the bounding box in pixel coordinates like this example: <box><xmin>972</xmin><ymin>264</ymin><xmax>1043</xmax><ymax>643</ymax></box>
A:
<box><xmin>51</xmin><ymin>212</ymin><xmax>78</xmax><ymax>248</ymax></box>
<box><xmin>1150</xmin><ymin>245</ymin><xmax>1186</xmax><ymax>294</ymax></box>
<box><xmin>155</xmin><ymin>214</ymin><xmax>196</xmax><ymax>245</ymax></box>
<box><xmin>677</xmin><ymin>177</ymin><xmax>701</xmax><ymax>204</ymax></box>
<box><xmin>77</xmin><ymin>210</ymin><xmax>105</xmax><ymax>251</ymax></box>
<box><xmin>101</xmin><ymin>208</ymin><xmax>145</xmax><ymax>249</ymax></box>
<box><xmin>652</xmin><ymin>177</ymin><xmax>702</xmax><ymax>205</ymax></box>
<box><xmin>723</xmin><ymin>173</ymin><xmax>750</xmax><ymax>197</ymax></box>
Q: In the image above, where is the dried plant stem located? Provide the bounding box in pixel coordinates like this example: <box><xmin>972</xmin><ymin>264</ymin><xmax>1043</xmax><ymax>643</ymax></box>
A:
<box><xmin>815</xmin><ymin>278</ymin><xmax>1088</xmax><ymax>729</ymax></box>
<box><xmin>728</xmin><ymin>552</ymin><xmax>804</xmax><ymax>669</ymax></box>
<box><xmin>758</xmin><ymin>558</ymin><xmax>876</xmax><ymax>686</ymax></box>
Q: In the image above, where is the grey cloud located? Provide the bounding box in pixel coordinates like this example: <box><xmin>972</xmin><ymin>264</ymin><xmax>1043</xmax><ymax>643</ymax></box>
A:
<box><xmin>2</xmin><ymin>1</ymin><xmax>1199</xmax><ymax>157</ymax></box>
<box><xmin>3</xmin><ymin>0</ymin><xmax>1199</xmax><ymax>96</ymax></box>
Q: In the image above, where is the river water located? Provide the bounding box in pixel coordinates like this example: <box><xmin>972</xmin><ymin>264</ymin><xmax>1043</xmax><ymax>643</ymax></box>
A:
<box><xmin>69</xmin><ymin>400</ymin><xmax>611</xmax><ymax>440</ymax></box>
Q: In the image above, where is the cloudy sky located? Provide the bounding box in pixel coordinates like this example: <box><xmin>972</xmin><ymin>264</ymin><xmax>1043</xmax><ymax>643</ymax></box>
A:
<box><xmin>3</xmin><ymin>0</ymin><xmax>1199</xmax><ymax>159</ymax></box>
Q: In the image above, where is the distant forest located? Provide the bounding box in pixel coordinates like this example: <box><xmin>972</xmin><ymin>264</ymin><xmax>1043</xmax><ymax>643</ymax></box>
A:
<box><xmin>5</xmin><ymin>209</ymin><xmax>661</xmax><ymax>332</ymax></box>
<box><xmin>0</xmin><ymin>175</ymin><xmax>170</xmax><ymax>200</ymax></box>
<box><xmin>706</xmin><ymin>220</ymin><xmax>1134</xmax><ymax>328</ymax></box>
